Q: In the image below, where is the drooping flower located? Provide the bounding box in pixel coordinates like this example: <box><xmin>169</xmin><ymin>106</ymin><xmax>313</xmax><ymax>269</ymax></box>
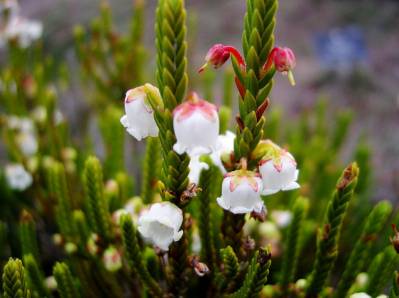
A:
<box><xmin>217</xmin><ymin>168</ymin><xmax>264</xmax><ymax>214</ymax></box>
<box><xmin>257</xmin><ymin>140</ymin><xmax>300</xmax><ymax>196</ymax></box>
<box><xmin>4</xmin><ymin>163</ymin><xmax>32</xmax><ymax>191</ymax></box>
<box><xmin>263</xmin><ymin>47</ymin><xmax>296</xmax><ymax>86</ymax></box>
<box><xmin>137</xmin><ymin>202</ymin><xmax>183</xmax><ymax>251</ymax></box>
<box><xmin>120</xmin><ymin>85</ymin><xmax>159</xmax><ymax>141</ymax></box>
<box><xmin>173</xmin><ymin>92</ymin><xmax>219</xmax><ymax>156</ymax></box>
<box><xmin>211</xmin><ymin>130</ymin><xmax>236</xmax><ymax>174</ymax></box>
<box><xmin>198</xmin><ymin>44</ymin><xmax>246</xmax><ymax>96</ymax></box>
<box><xmin>198</xmin><ymin>44</ymin><xmax>245</xmax><ymax>73</ymax></box>
<box><xmin>103</xmin><ymin>246</ymin><xmax>122</xmax><ymax>272</ymax></box>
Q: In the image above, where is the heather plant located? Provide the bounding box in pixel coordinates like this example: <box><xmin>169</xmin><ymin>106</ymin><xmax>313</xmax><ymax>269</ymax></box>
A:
<box><xmin>0</xmin><ymin>0</ymin><xmax>398</xmax><ymax>298</ymax></box>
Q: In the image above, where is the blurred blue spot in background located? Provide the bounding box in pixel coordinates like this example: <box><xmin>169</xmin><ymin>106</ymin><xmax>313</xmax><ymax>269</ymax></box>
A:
<box><xmin>314</xmin><ymin>26</ymin><xmax>368</xmax><ymax>72</ymax></box>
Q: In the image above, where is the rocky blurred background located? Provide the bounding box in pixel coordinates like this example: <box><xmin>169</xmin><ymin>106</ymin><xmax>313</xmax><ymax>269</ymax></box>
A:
<box><xmin>15</xmin><ymin>0</ymin><xmax>399</xmax><ymax>200</ymax></box>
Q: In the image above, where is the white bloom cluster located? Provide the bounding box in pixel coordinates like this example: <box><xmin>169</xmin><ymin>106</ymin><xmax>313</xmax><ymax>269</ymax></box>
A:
<box><xmin>121</xmin><ymin>84</ymin><xmax>300</xmax><ymax>248</ymax></box>
<box><xmin>31</xmin><ymin>106</ymin><xmax>64</xmax><ymax>126</ymax></box>
<box><xmin>7</xmin><ymin>115</ymin><xmax>38</xmax><ymax>157</ymax></box>
<box><xmin>4</xmin><ymin>163</ymin><xmax>32</xmax><ymax>191</ymax></box>
<box><xmin>0</xmin><ymin>0</ymin><xmax>42</xmax><ymax>48</ymax></box>
<box><xmin>216</xmin><ymin>140</ymin><xmax>300</xmax><ymax>215</ymax></box>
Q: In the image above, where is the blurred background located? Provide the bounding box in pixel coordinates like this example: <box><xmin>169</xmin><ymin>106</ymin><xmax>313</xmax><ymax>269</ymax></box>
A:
<box><xmin>2</xmin><ymin>0</ymin><xmax>399</xmax><ymax>200</ymax></box>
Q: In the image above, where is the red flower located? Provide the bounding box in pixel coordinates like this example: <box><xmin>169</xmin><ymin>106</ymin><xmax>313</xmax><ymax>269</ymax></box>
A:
<box><xmin>263</xmin><ymin>47</ymin><xmax>296</xmax><ymax>86</ymax></box>
<box><xmin>199</xmin><ymin>44</ymin><xmax>245</xmax><ymax>73</ymax></box>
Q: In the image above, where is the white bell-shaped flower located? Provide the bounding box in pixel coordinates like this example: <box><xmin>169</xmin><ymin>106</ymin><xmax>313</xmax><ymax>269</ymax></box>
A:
<box><xmin>5</xmin><ymin>163</ymin><xmax>33</xmax><ymax>191</ymax></box>
<box><xmin>120</xmin><ymin>85</ymin><xmax>159</xmax><ymax>141</ymax></box>
<box><xmin>257</xmin><ymin>140</ymin><xmax>300</xmax><ymax>195</ymax></box>
<box><xmin>217</xmin><ymin>169</ymin><xmax>264</xmax><ymax>214</ymax></box>
<box><xmin>137</xmin><ymin>202</ymin><xmax>183</xmax><ymax>251</ymax></box>
<box><xmin>173</xmin><ymin>93</ymin><xmax>219</xmax><ymax>156</ymax></box>
<box><xmin>211</xmin><ymin>130</ymin><xmax>236</xmax><ymax>174</ymax></box>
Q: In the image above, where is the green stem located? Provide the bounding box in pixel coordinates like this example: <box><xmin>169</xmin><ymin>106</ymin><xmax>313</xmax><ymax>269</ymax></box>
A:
<box><xmin>280</xmin><ymin>197</ymin><xmax>308</xmax><ymax>292</ymax></box>
<box><xmin>120</xmin><ymin>214</ymin><xmax>163</xmax><ymax>297</ymax></box>
<box><xmin>230</xmin><ymin>247</ymin><xmax>272</xmax><ymax>298</ymax></box>
<box><xmin>365</xmin><ymin>246</ymin><xmax>399</xmax><ymax>297</ymax></box>
<box><xmin>334</xmin><ymin>200</ymin><xmax>392</xmax><ymax>298</ymax></box>
<box><xmin>306</xmin><ymin>163</ymin><xmax>359</xmax><ymax>297</ymax></box>
<box><xmin>141</xmin><ymin>137</ymin><xmax>161</xmax><ymax>204</ymax></box>
<box><xmin>197</xmin><ymin>163</ymin><xmax>218</xmax><ymax>271</ymax></box>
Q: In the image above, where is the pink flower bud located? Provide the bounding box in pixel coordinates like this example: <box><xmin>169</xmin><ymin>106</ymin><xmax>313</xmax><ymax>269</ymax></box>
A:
<box><xmin>270</xmin><ymin>47</ymin><xmax>296</xmax><ymax>72</ymax></box>
<box><xmin>199</xmin><ymin>44</ymin><xmax>245</xmax><ymax>73</ymax></box>
<box><xmin>264</xmin><ymin>47</ymin><xmax>296</xmax><ymax>86</ymax></box>
<box><xmin>200</xmin><ymin>44</ymin><xmax>230</xmax><ymax>72</ymax></box>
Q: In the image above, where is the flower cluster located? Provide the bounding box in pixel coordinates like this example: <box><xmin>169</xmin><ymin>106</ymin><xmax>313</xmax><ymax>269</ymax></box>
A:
<box><xmin>4</xmin><ymin>163</ymin><xmax>32</xmax><ymax>191</ymax></box>
<box><xmin>120</xmin><ymin>80</ymin><xmax>299</xmax><ymax>250</ymax></box>
<box><xmin>0</xmin><ymin>0</ymin><xmax>42</xmax><ymax>48</ymax></box>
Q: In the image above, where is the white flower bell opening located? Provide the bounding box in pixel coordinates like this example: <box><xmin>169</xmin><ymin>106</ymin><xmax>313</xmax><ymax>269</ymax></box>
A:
<box><xmin>173</xmin><ymin>92</ymin><xmax>219</xmax><ymax>156</ymax></box>
<box><xmin>5</xmin><ymin>163</ymin><xmax>33</xmax><ymax>191</ymax></box>
<box><xmin>137</xmin><ymin>202</ymin><xmax>183</xmax><ymax>251</ymax></box>
<box><xmin>217</xmin><ymin>168</ymin><xmax>264</xmax><ymax>214</ymax></box>
<box><xmin>257</xmin><ymin>140</ymin><xmax>300</xmax><ymax>195</ymax></box>
<box><xmin>120</xmin><ymin>85</ymin><xmax>159</xmax><ymax>141</ymax></box>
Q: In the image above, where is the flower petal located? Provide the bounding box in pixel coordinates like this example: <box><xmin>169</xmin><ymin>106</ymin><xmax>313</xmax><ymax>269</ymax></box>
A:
<box><xmin>282</xmin><ymin>181</ymin><xmax>300</xmax><ymax>191</ymax></box>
